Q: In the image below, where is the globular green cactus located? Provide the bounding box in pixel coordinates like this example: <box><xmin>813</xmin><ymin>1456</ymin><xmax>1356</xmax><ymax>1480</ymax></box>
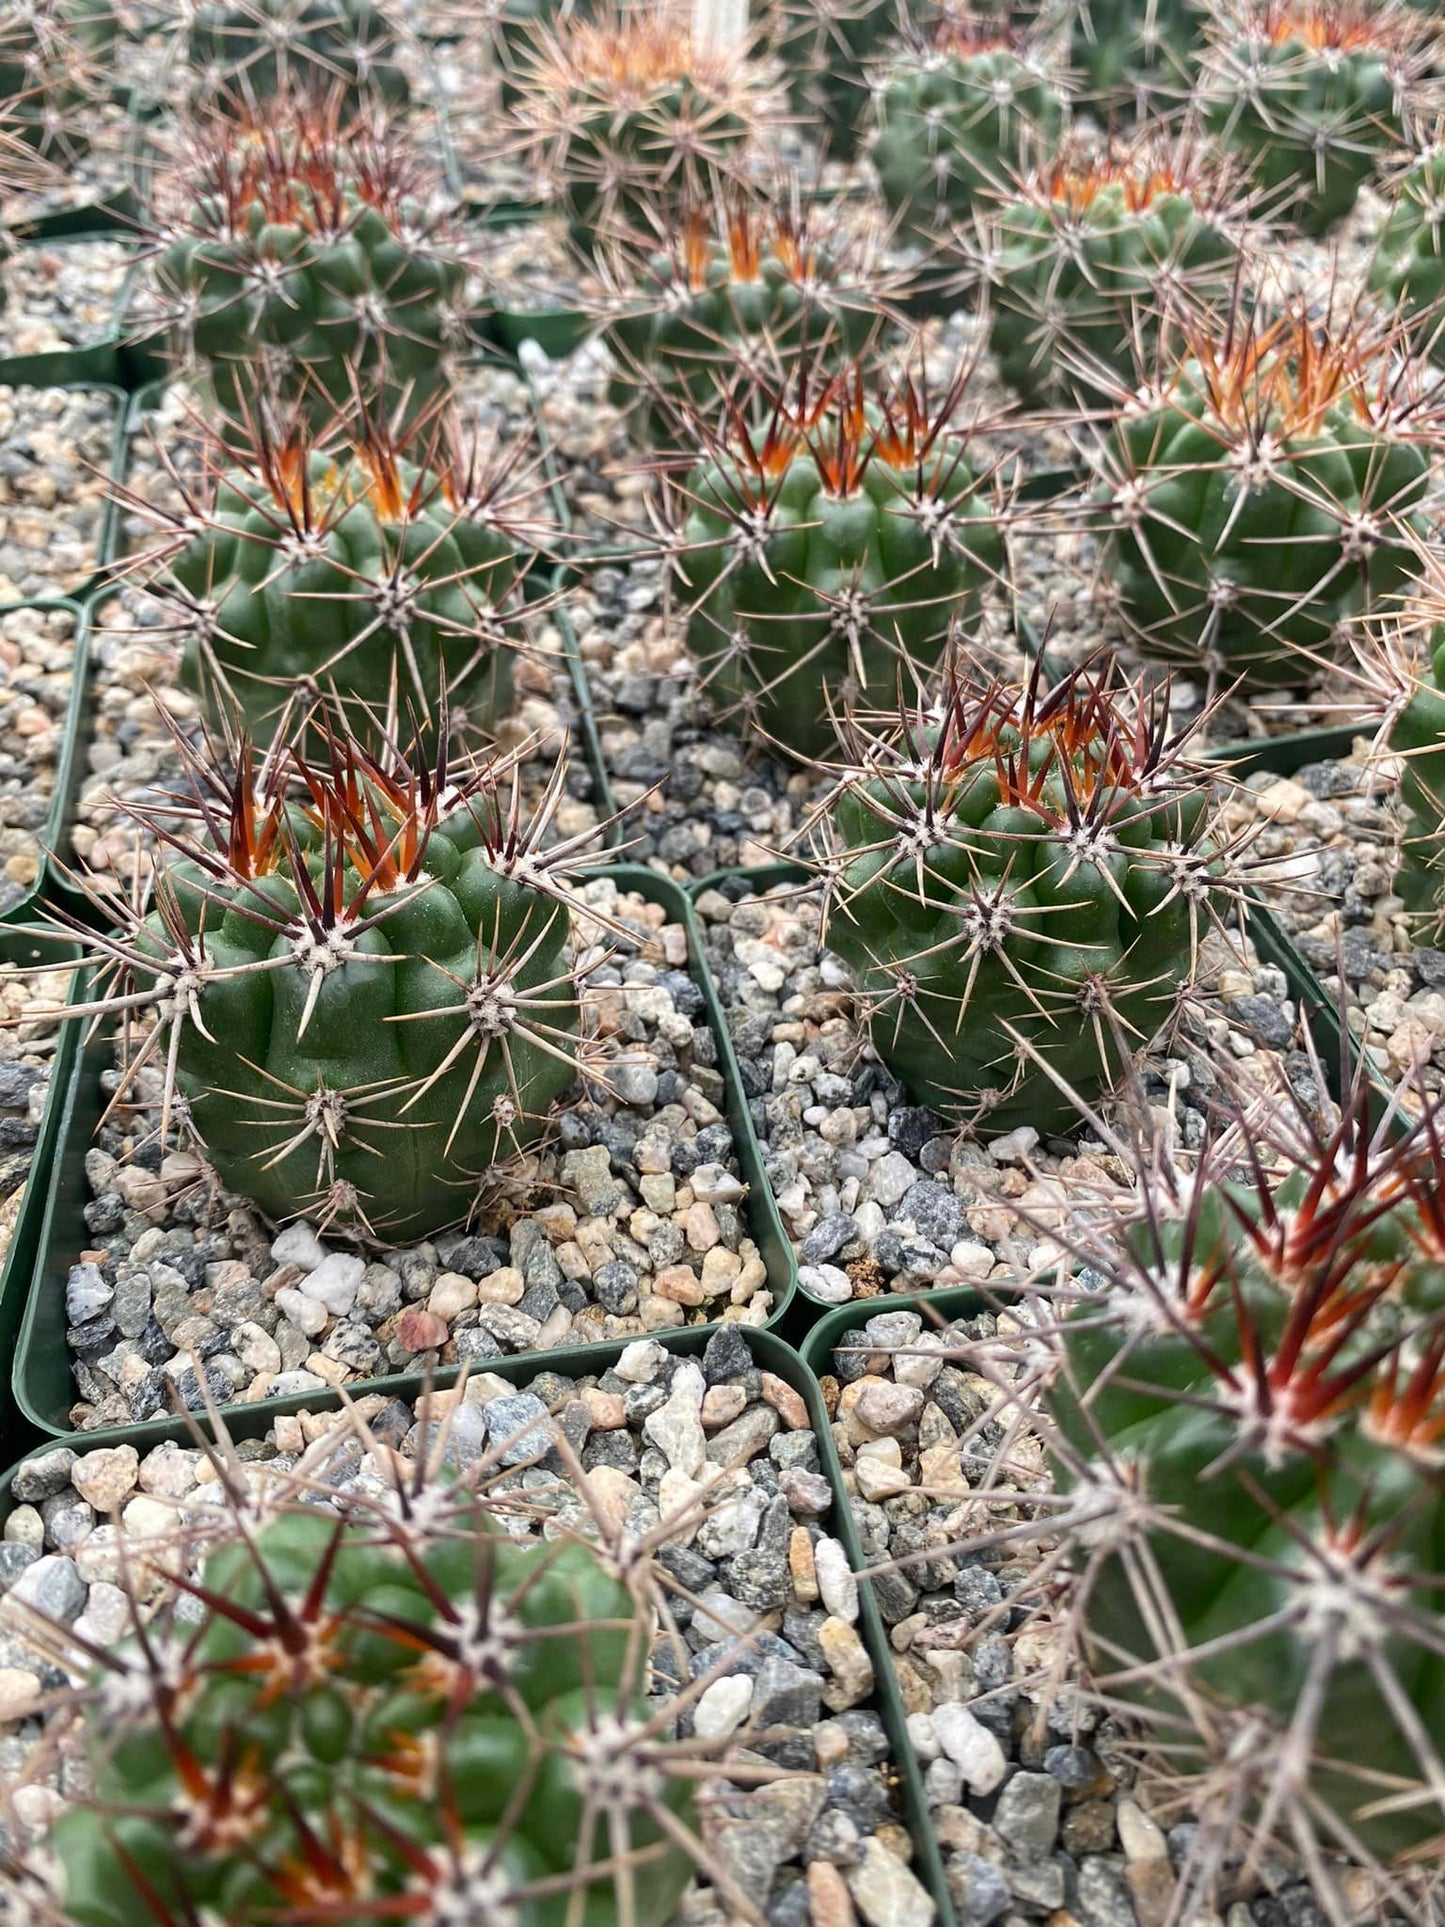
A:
<box><xmin>1064</xmin><ymin>0</ymin><xmax>1207</xmax><ymax>101</ymax></box>
<box><xmin>1380</xmin><ymin>561</ymin><xmax>1445</xmax><ymax>919</ymax></box>
<box><xmin>599</xmin><ymin>192</ymin><xmax>898</xmax><ymax>449</ymax></box>
<box><xmin>1096</xmin><ymin>300</ymin><xmax>1436</xmax><ymax>688</ymax></box>
<box><xmin>152</xmin><ymin>95</ymin><xmax>471</xmax><ymax>435</ymax></box>
<box><xmin>56</xmin><ymin>720</ymin><xmax>587</xmax><ymax>1240</ymax></box>
<box><xmin>975</xmin><ymin>136</ymin><xmax>1246</xmax><ymax>407</ymax></box>
<box><xmin>1368</xmin><ymin>139</ymin><xmax>1445</xmax><ymax>359</ymax></box>
<box><xmin>773</xmin><ymin>0</ymin><xmax>893</xmax><ymax>161</ymax></box>
<box><xmin>869</xmin><ymin>21</ymin><xmax>1067</xmax><ymax>247</ymax></box>
<box><xmin>673</xmin><ymin>362</ymin><xmax>1007</xmax><ymax>761</ymax></box>
<box><xmin>511</xmin><ymin>10</ymin><xmax>773</xmax><ymax>258</ymax></box>
<box><xmin>0</xmin><ymin>0</ymin><xmax>108</xmax><ymax>164</ymax></box>
<box><xmin>1198</xmin><ymin>0</ymin><xmax>1421</xmax><ymax>238</ymax></box>
<box><xmin>1038</xmin><ymin>1065</ymin><xmax>1445</xmax><ymax>1896</ymax></box>
<box><xmin>185</xmin><ymin>0</ymin><xmax>411</xmax><ymax>109</ymax></box>
<box><xmin>40</xmin><ymin>1453</ymin><xmax>698</xmax><ymax>1927</ymax></box>
<box><xmin>808</xmin><ymin>655</ymin><xmax>1239</xmax><ymax>1134</ymax></box>
<box><xmin>131</xmin><ymin>402</ymin><xmax>541</xmax><ymax>748</ymax></box>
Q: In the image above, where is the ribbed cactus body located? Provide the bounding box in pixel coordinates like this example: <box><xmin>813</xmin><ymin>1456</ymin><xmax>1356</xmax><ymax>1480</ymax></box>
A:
<box><xmin>1066</xmin><ymin>0</ymin><xmax>1205</xmax><ymax>96</ymax></box>
<box><xmin>678</xmin><ymin>384</ymin><xmax>1004</xmax><ymax>760</ymax></box>
<box><xmin>775</xmin><ymin>0</ymin><xmax>892</xmax><ymax>159</ymax></box>
<box><xmin>157</xmin><ymin>189</ymin><xmax>466</xmax><ymax>433</ymax></box>
<box><xmin>0</xmin><ymin>0</ymin><xmax>102</xmax><ymax>161</ymax></box>
<box><xmin>1388</xmin><ymin>628</ymin><xmax>1445</xmax><ymax>913</ymax></box>
<box><xmin>1369</xmin><ymin>145</ymin><xmax>1445</xmax><ymax>357</ymax></box>
<box><xmin>1049</xmin><ymin>1161</ymin><xmax>1445</xmax><ymax>1861</ymax></box>
<box><xmin>186</xmin><ymin>0</ymin><xmax>410</xmax><ymax>106</ymax></box>
<box><xmin>51</xmin><ymin>1501</ymin><xmax>694</xmax><ymax>1926</ymax></box>
<box><xmin>818</xmin><ymin>670</ymin><xmax>1225</xmax><ymax>1133</ymax></box>
<box><xmin>985</xmin><ymin>172</ymin><xmax>1240</xmax><ymax>406</ymax></box>
<box><xmin>871</xmin><ymin>43</ymin><xmax>1066</xmax><ymax>245</ymax></box>
<box><xmin>1099</xmin><ymin>317</ymin><xmax>1433</xmax><ymax>685</ymax></box>
<box><xmin>565</xmin><ymin>88</ymin><xmax>751</xmax><ymax>252</ymax></box>
<box><xmin>164</xmin><ymin>443</ymin><xmax>523</xmax><ymax>743</ymax></box>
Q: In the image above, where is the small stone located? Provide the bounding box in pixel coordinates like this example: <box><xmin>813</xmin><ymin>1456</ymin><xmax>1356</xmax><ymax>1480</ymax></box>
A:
<box><xmin>701</xmin><ymin>1384</ymin><xmax>748</xmax><ymax>1427</ymax></box>
<box><xmin>778</xmin><ymin>1467</ymin><xmax>832</xmax><ymax>1517</ymax></box>
<box><xmin>644</xmin><ymin>1363</ymin><xmax>707</xmax><ymax>1474</ymax></box>
<box><xmin>0</xmin><ymin>1669</ymin><xmax>41</xmax><ymax>1720</ymax></box>
<box><xmin>9</xmin><ymin>1554</ymin><xmax>86</xmax><ymax>1623</ymax></box>
<box><xmin>818</xmin><ymin>1617</ymin><xmax>874</xmax><ymax>1709</ymax></box>
<box><xmin>693</xmin><ymin>1673</ymin><xmax>753</xmax><ymax>1741</ymax></box>
<box><xmin>12</xmin><ymin>1450</ymin><xmax>76</xmax><ymax>1503</ymax></box>
<box><xmin>760</xmin><ymin>1372</ymin><xmax>808</xmax><ymax>1428</ymax></box>
<box><xmin>807</xmin><ymin>1860</ymin><xmax>857</xmax><ymax>1927</ymax></box>
<box><xmin>800</xmin><ymin>1264</ymin><xmax>852</xmax><ymax>1304</ymax></box>
<box><xmin>69</xmin><ymin>1445</ymin><xmax>139</xmax><ymax>1514</ymax></box>
<box><xmin>298</xmin><ymin>1252</ymin><xmax>363</xmax><ymax>1317</ymax></box>
<box><xmin>789</xmin><ymin>1526</ymin><xmax>818</xmax><ymax>1602</ymax></box>
<box><xmin>428</xmin><ymin>1271</ymin><xmax>478</xmax><ymax>1319</ymax></box>
<box><xmin>275</xmin><ymin>1286</ymin><xmax>328</xmax><ymax>1337</ymax></box>
<box><xmin>484</xmin><ymin>1393</ymin><xmax>553</xmax><ymax>1466</ymax></box>
<box><xmin>846</xmin><ymin>1837</ymin><xmax>935</xmax><ymax>1927</ymax></box>
<box><xmin>395</xmin><ymin>1306</ymin><xmax>448</xmax><ymax>1352</ymax></box>
<box><xmin>814</xmin><ymin>1538</ymin><xmax>859</xmax><ymax>1623</ymax></box>
<box><xmin>615</xmin><ymin>1339</ymin><xmax>668</xmax><ymax>1382</ymax></box>
<box><xmin>854</xmin><ymin>1456</ymin><xmax>910</xmax><ymax>1502</ymax></box>
<box><xmin>931</xmin><ymin>1702</ymin><xmax>1007</xmax><ymax>1794</ymax></box>
<box><xmin>992</xmin><ymin>1771</ymin><xmax>1062</xmax><ymax>1860</ymax></box>
<box><xmin>270</xmin><ymin>1221</ymin><xmax>327</xmax><ymax>1270</ymax></box>
<box><xmin>948</xmin><ymin>1853</ymin><xmax>1010</xmax><ymax>1927</ymax></box>
<box><xmin>852</xmin><ymin>1381</ymin><xmax>924</xmax><ymax>1437</ymax></box>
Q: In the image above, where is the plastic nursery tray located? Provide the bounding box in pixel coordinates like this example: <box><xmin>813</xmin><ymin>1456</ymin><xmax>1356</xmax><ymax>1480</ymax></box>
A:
<box><xmin>0</xmin><ymin>599</ymin><xmax>98</xmax><ymax>927</ymax></box>
<box><xmin>12</xmin><ymin>864</ymin><xmax>800</xmax><ymax>1439</ymax></box>
<box><xmin>0</xmin><ymin>1318</ymin><xmax>952</xmax><ymax>1926</ymax></box>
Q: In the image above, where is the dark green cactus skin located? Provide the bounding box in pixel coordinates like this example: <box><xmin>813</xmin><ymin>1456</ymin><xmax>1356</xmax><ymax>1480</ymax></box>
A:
<box><xmin>166</xmin><ymin>451</ymin><xmax>520</xmax><ymax>744</ymax></box>
<box><xmin>1201</xmin><ymin>33</ymin><xmax>1401</xmax><ymax>237</ymax></box>
<box><xmin>825</xmin><ymin>731</ymin><xmax>1214</xmax><ymax>1132</ymax></box>
<box><xmin>870</xmin><ymin>46</ymin><xmax>1067</xmax><ymax>245</ymax></box>
<box><xmin>155</xmin><ymin>195</ymin><xmax>466</xmax><ymax>432</ymax></box>
<box><xmin>1369</xmin><ymin>146</ymin><xmax>1445</xmax><ymax>359</ymax></box>
<box><xmin>1389</xmin><ymin>625</ymin><xmax>1445</xmax><ymax>915</ymax></box>
<box><xmin>1050</xmin><ymin>1179</ymin><xmax>1445</xmax><ymax>1860</ymax></box>
<box><xmin>562</xmin><ymin>89</ymin><xmax>751</xmax><ymax>256</ymax></box>
<box><xmin>603</xmin><ymin>232</ymin><xmax>883</xmax><ymax>449</ymax></box>
<box><xmin>679</xmin><ymin>430</ymin><xmax>1004</xmax><ymax>761</ymax></box>
<box><xmin>186</xmin><ymin>0</ymin><xmax>410</xmax><ymax>107</ymax></box>
<box><xmin>0</xmin><ymin>0</ymin><xmax>101</xmax><ymax>161</ymax></box>
<box><xmin>1100</xmin><ymin>366</ymin><xmax>1432</xmax><ymax>686</ymax></box>
<box><xmin>1066</xmin><ymin>0</ymin><xmax>1206</xmax><ymax>97</ymax></box>
<box><xmin>143</xmin><ymin>812</ymin><xmax>576</xmax><ymax>1238</ymax></box>
<box><xmin>775</xmin><ymin>0</ymin><xmax>894</xmax><ymax>162</ymax></box>
<box><xmin>49</xmin><ymin>1503</ymin><xmax>693</xmax><ymax>1927</ymax></box>
<box><xmin>986</xmin><ymin>183</ymin><xmax>1239</xmax><ymax>406</ymax></box>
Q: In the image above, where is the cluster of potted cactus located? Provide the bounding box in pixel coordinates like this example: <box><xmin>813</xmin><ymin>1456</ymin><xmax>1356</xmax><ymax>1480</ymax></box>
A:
<box><xmin>0</xmin><ymin>1</ymin><xmax>1444</xmax><ymax>1924</ymax></box>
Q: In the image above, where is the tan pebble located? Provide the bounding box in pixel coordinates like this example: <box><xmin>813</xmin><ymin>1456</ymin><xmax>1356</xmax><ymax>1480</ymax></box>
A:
<box><xmin>581</xmin><ymin>1465</ymin><xmax>638</xmax><ymax>1535</ymax></box>
<box><xmin>788</xmin><ymin>1525</ymin><xmax>818</xmax><ymax>1602</ymax></box>
<box><xmin>427</xmin><ymin>1271</ymin><xmax>478</xmax><ymax>1319</ymax></box>
<box><xmin>70</xmin><ymin>1444</ymin><xmax>139</xmax><ymax>1513</ymax></box>
<box><xmin>700</xmin><ymin>1244</ymin><xmax>741</xmax><ymax>1293</ymax></box>
<box><xmin>580</xmin><ymin>1386</ymin><xmax>626</xmax><ymax>1429</ymax></box>
<box><xmin>813</xmin><ymin>1719</ymin><xmax>850</xmax><ymax>1768</ymax></box>
<box><xmin>120</xmin><ymin>1494</ymin><xmax>179</xmax><ymax>1543</ymax></box>
<box><xmin>653</xmin><ymin>1263</ymin><xmax>707</xmax><ymax>1306</ymax></box>
<box><xmin>684</xmin><ymin>1200</ymin><xmax>720</xmax><ymax>1251</ymax></box>
<box><xmin>701</xmin><ymin>1384</ymin><xmax>747</xmax><ymax>1427</ymax></box>
<box><xmin>0</xmin><ymin>1668</ymin><xmax>41</xmax><ymax>1721</ymax></box>
<box><xmin>807</xmin><ymin>1858</ymin><xmax>856</xmax><ymax>1927</ymax></box>
<box><xmin>476</xmin><ymin>1266</ymin><xmax>524</xmax><ymax>1305</ymax></box>
<box><xmin>759</xmin><ymin>1371</ymin><xmax>808</xmax><ymax>1428</ymax></box>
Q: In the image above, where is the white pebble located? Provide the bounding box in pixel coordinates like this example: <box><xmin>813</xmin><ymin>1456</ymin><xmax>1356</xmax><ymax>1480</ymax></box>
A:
<box><xmin>693</xmin><ymin>1673</ymin><xmax>753</xmax><ymax>1741</ymax></box>
<box><xmin>270</xmin><ymin>1221</ymin><xmax>327</xmax><ymax>1271</ymax></box>
<box><xmin>814</xmin><ymin>1537</ymin><xmax>859</xmax><ymax>1623</ymax></box>
<box><xmin>298</xmin><ymin>1252</ymin><xmax>363</xmax><ymax>1317</ymax></box>
<box><xmin>931</xmin><ymin>1701</ymin><xmax>1007</xmax><ymax>1794</ymax></box>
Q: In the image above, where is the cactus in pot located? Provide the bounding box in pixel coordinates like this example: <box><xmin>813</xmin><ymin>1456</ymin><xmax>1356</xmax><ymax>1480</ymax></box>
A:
<box><xmin>185</xmin><ymin>0</ymin><xmax>411</xmax><ymax>109</ymax></box>
<box><xmin>1368</xmin><ymin>136</ymin><xmax>1445</xmax><ymax>360</ymax></box>
<box><xmin>0</xmin><ymin>0</ymin><xmax>108</xmax><ymax>163</ymax></box>
<box><xmin>1066</xmin><ymin>0</ymin><xmax>1208</xmax><ymax>101</ymax></box>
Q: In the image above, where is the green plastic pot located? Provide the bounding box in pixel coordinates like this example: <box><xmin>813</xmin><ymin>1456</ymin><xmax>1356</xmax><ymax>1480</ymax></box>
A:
<box><xmin>12</xmin><ymin>864</ymin><xmax>799</xmax><ymax>1438</ymax></box>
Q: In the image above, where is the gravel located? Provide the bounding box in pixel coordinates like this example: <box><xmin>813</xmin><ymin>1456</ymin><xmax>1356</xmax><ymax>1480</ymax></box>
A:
<box><xmin>0</xmin><ymin>387</ymin><xmax>118</xmax><ymax>601</ymax></box>
<box><xmin>0</xmin><ymin>242</ymin><xmax>134</xmax><ymax>358</ymax></box>
<box><xmin>59</xmin><ymin>881</ymin><xmax>777</xmax><ymax>1430</ymax></box>
<box><xmin>0</xmin><ymin>964</ymin><xmax>67</xmax><ymax>1277</ymax></box>
<box><xmin>0</xmin><ymin>604</ymin><xmax>76</xmax><ymax>911</ymax></box>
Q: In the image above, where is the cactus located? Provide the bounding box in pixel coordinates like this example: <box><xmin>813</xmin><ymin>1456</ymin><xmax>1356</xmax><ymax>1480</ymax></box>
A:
<box><xmin>803</xmin><ymin>653</ymin><xmax>1241</xmax><ymax>1133</ymax></box>
<box><xmin>32</xmin><ymin>1428</ymin><xmax>701</xmax><ymax>1927</ymax></box>
<box><xmin>1368</xmin><ymin>137</ymin><xmax>1445</xmax><ymax>360</ymax></box>
<box><xmin>509</xmin><ymin>9</ymin><xmax>774</xmax><ymax>258</ymax></box>
<box><xmin>49</xmin><ymin>718</ymin><xmax>593</xmax><ymax>1241</ymax></box>
<box><xmin>1035</xmin><ymin>1059</ymin><xmax>1445</xmax><ymax>1894</ymax></box>
<box><xmin>1065</xmin><ymin>0</ymin><xmax>1207</xmax><ymax>101</ymax></box>
<box><xmin>974</xmin><ymin>135</ymin><xmax>1247</xmax><ymax>407</ymax></box>
<box><xmin>185</xmin><ymin>0</ymin><xmax>411</xmax><ymax>109</ymax></box>
<box><xmin>1197</xmin><ymin>0</ymin><xmax>1423</xmax><ymax>238</ymax></box>
<box><xmin>127</xmin><ymin>399</ymin><xmax>544</xmax><ymax>749</ymax></box>
<box><xmin>1377</xmin><ymin>550</ymin><xmax>1445</xmax><ymax>920</ymax></box>
<box><xmin>672</xmin><ymin>359</ymin><xmax>1007</xmax><ymax>761</ymax></box>
<box><xmin>0</xmin><ymin>0</ymin><xmax>108</xmax><ymax>164</ymax></box>
<box><xmin>869</xmin><ymin>19</ymin><xmax>1067</xmax><ymax>247</ymax></box>
<box><xmin>1095</xmin><ymin>298</ymin><xmax>1437</xmax><ymax>689</ymax></box>
<box><xmin>151</xmin><ymin>95</ymin><xmax>471</xmax><ymax>435</ymax></box>
<box><xmin>598</xmin><ymin>191</ymin><xmax>901</xmax><ymax>450</ymax></box>
<box><xmin>772</xmin><ymin>0</ymin><xmax>893</xmax><ymax>161</ymax></box>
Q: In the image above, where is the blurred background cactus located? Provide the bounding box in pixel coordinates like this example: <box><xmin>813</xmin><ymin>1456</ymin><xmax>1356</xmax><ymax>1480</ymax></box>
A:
<box><xmin>184</xmin><ymin>0</ymin><xmax>411</xmax><ymax>108</ymax></box>
<box><xmin>1369</xmin><ymin>135</ymin><xmax>1445</xmax><ymax>359</ymax></box>
<box><xmin>1065</xmin><ymin>0</ymin><xmax>1207</xmax><ymax>104</ymax></box>
<box><xmin>0</xmin><ymin>0</ymin><xmax>111</xmax><ymax>164</ymax></box>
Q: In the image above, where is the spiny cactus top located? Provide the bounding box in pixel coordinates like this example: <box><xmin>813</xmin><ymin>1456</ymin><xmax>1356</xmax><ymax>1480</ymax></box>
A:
<box><xmin>773</xmin><ymin>0</ymin><xmax>892</xmax><ymax>158</ymax></box>
<box><xmin>598</xmin><ymin>191</ymin><xmax>899</xmax><ymax>449</ymax></box>
<box><xmin>1043</xmin><ymin>1060</ymin><xmax>1445</xmax><ymax>1879</ymax></box>
<box><xmin>185</xmin><ymin>0</ymin><xmax>411</xmax><ymax>108</ymax></box>
<box><xmin>1097</xmin><ymin>298</ymin><xmax>1438</xmax><ymax>687</ymax></box>
<box><xmin>510</xmin><ymin>8</ymin><xmax>775</xmax><ymax>255</ymax></box>
<box><xmin>1066</xmin><ymin>0</ymin><xmax>1207</xmax><ymax>100</ymax></box>
<box><xmin>128</xmin><ymin>398</ymin><xmax>547</xmax><ymax>749</ymax></box>
<box><xmin>1198</xmin><ymin>0</ymin><xmax>1429</xmax><ymax>236</ymax></box>
<box><xmin>673</xmin><ymin>358</ymin><xmax>1008</xmax><ymax>761</ymax></box>
<box><xmin>53</xmin><ymin>718</ymin><xmax>597</xmax><ymax>1242</ymax></box>
<box><xmin>1369</xmin><ymin>136</ymin><xmax>1445</xmax><ymax>361</ymax></box>
<box><xmin>41</xmin><ymin>1455</ymin><xmax>699</xmax><ymax>1927</ymax></box>
<box><xmin>976</xmin><ymin>135</ymin><xmax>1249</xmax><ymax>407</ymax></box>
<box><xmin>152</xmin><ymin>96</ymin><xmax>471</xmax><ymax>433</ymax></box>
<box><xmin>0</xmin><ymin>0</ymin><xmax>109</xmax><ymax>164</ymax></box>
<box><xmin>869</xmin><ymin>18</ymin><xmax>1067</xmax><ymax>247</ymax></box>
<box><xmin>809</xmin><ymin>654</ymin><xmax>1245</xmax><ymax>1134</ymax></box>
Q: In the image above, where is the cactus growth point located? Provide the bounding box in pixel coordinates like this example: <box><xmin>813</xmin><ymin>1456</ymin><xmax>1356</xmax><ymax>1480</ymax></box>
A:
<box><xmin>185</xmin><ymin>0</ymin><xmax>411</xmax><ymax>108</ymax></box>
<box><xmin>50</xmin><ymin>719</ymin><xmax>592</xmax><ymax>1241</ymax></box>
<box><xmin>672</xmin><ymin>359</ymin><xmax>1008</xmax><ymax>761</ymax></box>
<box><xmin>806</xmin><ymin>654</ymin><xmax>1243</xmax><ymax>1133</ymax></box>
<box><xmin>1095</xmin><ymin>298</ymin><xmax>1437</xmax><ymax>688</ymax></box>
<box><xmin>869</xmin><ymin>20</ymin><xmax>1067</xmax><ymax>247</ymax></box>
<box><xmin>152</xmin><ymin>95</ymin><xmax>472</xmax><ymax>434</ymax></box>
<box><xmin>1198</xmin><ymin>0</ymin><xmax>1425</xmax><ymax>237</ymax></box>
<box><xmin>975</xmin><ymin>135</ymin><xmax>1248</xmax><ymax>407</ymax></box>
<box><xmin>127</xmin><ymin>399</ymin><xmax>546</xmax><ymax>749</ymax></box>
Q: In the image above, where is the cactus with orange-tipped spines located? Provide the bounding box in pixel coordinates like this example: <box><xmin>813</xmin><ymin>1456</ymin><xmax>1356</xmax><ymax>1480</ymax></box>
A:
<box><xmin>671</xmin><ymin>358</ymin><xmax>1007</xmax><ymax>761</ymax></box>
<box><xmin>152</xmin><ymin>94</ymin><xmax>471</xmax><ymax>435</ymax></box>
<box><xmin>127</xmin><ymin>397</ymin><xmax>546</xmax><ymax>749</ymax></box>
<box><xmin>1096</xmin><ymin>295</ymin><xmax>1437</xmax><ymax>687</ymax></box>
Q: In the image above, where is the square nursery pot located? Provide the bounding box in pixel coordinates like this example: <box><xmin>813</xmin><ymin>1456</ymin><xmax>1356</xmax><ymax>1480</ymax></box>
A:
<box><xmin>11</xmin><ymin>864</ymin><xmax>799</xmax><ymax>1439</ymax></box>
<box><xmin>0</xmin><ymin>1318</ymin><xmax>953</xmax><ymax>1924</ymax></box>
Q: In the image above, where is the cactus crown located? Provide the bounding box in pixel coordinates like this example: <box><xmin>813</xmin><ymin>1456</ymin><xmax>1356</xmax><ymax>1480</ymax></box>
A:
<box><xmin>1028</xmin><ymin>134</ymin><xmax>1242</xmax><ymax>217</ymax></box>
<box><xmin>918</xmin><ymin>13</ymin><xmax>1021</xmax><ymax>58</ymax></box>
<box><xmin>1251</xmin><ymin>0</ymin><xmax>1419</xmax><ymax>52</ymax></box>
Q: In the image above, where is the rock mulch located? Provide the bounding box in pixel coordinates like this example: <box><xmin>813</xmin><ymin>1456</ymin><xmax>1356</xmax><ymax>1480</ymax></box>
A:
<box><xmin>0</xmin><ymin>387</ymin><xmax>118</xmax><ymax>602</ymax></box>
<box><xmin>0</xmin><ymin>604</ymin><xmax>76</xmax><ymax>913</ymax></box>
<box><xmin>0</xmin><ymin>963</ymin><xmax>68</xmax><ymax>1280</ymax></box>
<box><xmin>0</xmin><ymin>242</ymin><xmax>133</xmax><ymax>359</ymax></box>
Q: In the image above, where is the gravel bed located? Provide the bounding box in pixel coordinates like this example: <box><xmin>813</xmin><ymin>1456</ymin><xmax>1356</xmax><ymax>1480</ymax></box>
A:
<box><xmin>692</xmin><ymin>879</ymin><xmax>1314</xmax><ymax>1307</ymax></box>
<box><xmin>0</xmin><ymin>1333</ymin><xmax>934</xmax><ymax>1927</ymax></box>
<box><xmin>0</xmin><ymin>964</ymin><xmax>68</xmax><ymax>1279</ymax></box>
<box><xmin>0</xmin><ymin>604</ymin><xmax>76</xmax><ymax>912</ymax></box>
<box><xmin>0</xmin><ymin>243</ymin><xmax>133</xmax><ymax>359</ymax></box>
<box><xmin>815</xmin><ymin>1303</ymin><xmax>1370</xmax><ymax>1927</ymax></box>
<box><xmin>0</xmin><ymin>106</ymin><xmax>137</xmax><ymax>231</ymax></box>
<box><xmin>60</xmin><ymin>880</ymin><xmax>777</xmax><ymax>1431</ymax></box>
<box><xmin>0</xmin><ymin>388</ymin><xmax>117</xmax><ymax>602</ymax></box>
<box><xmin>473</xmin><ymin>215</ymin><xmax>584</xmax><ymax>311</ymax></box>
